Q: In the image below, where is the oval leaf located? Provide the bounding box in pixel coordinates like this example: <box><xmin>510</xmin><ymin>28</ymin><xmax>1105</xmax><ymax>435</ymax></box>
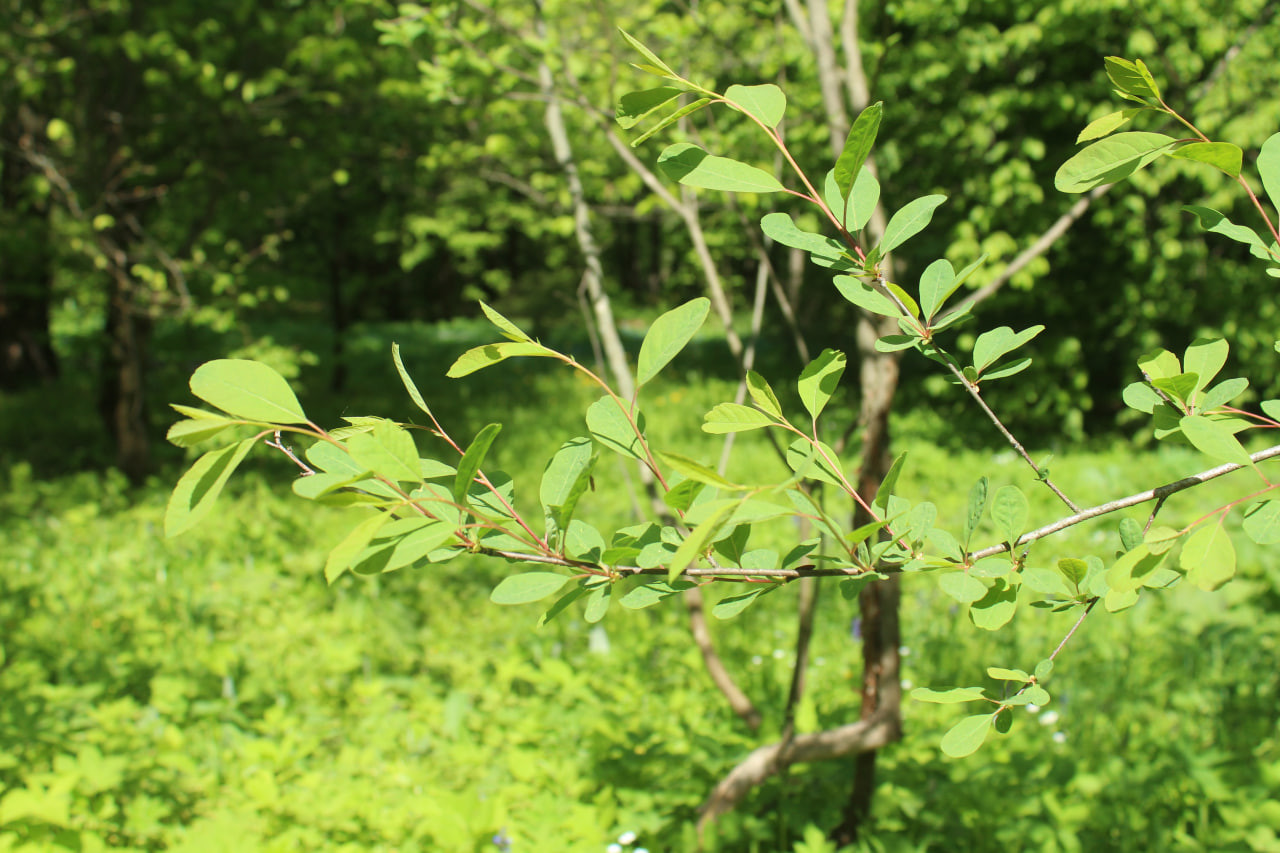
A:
<box><xmin>941</xmin><ymin>714</ymin><xmax>993</xmax><ymax>758</ymax></box>
<box><xmin>725</xmin><ymin>83</ymin><xmax>786</xmax><ymax>128</ymax></box>
<box><xmin>491</xmin><ymin>572</ymin><xmax>571</xmax><ymax>605</ymax></box>
<box><xmin>190</xmin><ymin>359</ymin><xmax>306</xmax><ymax>424</ymax></box>
<box><xmin>702</xmin><ymin>402</ymin><xmax>776</xmax><ymax>433</ymax></box>
<box><xmin>880</xmin><ymin>195</ymin><xmax>947</xmax><ymax>255</ymax></box>
<box><xmin>165</xmin><ymin>438</ymin><xmax>257</xmax><ymax>537</ymax></box>
<box><xmin>637</xmin><ymin>298</ymin><xmax>710</xmax><ymax>386</ymax></box>
<box><xmin>1055</xmin><ymin>131</ymin><xmax>1177</xmax><ymax>192</ymax></box>
<box><xmin>657</xmin><ymin>142</ymin><xmax>785</xmax><ymax>193</ymax></box>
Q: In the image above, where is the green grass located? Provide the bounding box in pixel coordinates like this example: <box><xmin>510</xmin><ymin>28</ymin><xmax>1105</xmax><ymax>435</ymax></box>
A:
<box><xmin>3</xmin><ymin>326</ymin><xmax>1280</xmax><ymax>852</ymax></box>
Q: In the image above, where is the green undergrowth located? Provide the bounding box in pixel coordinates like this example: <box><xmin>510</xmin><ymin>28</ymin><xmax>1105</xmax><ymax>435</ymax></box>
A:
<box><xmin>3</xmin><ymin>370</ymin><xmax>1279</xmax><ymax>850</ymax></box>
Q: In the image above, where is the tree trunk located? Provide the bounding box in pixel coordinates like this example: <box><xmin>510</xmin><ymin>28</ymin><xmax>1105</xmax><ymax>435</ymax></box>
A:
<box><xmin>98</xmin><ymin>269</ymin><xmax>152</xmax><ymax>484</ymax></box>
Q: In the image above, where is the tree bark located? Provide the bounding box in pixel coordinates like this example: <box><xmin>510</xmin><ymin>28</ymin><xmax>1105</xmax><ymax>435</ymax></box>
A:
<box><xmin>98</xmin><ymin>266</ymin><xmax>152</xmax><ymax>484</ymax></box>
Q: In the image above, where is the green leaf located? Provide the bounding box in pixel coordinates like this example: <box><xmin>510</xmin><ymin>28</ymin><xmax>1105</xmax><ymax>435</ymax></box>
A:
<box><xmin>1076</xmin><ymin>107</ymin><xmax>1145</xmax><ymax>143</ymax></box>
<box><xmin>667</xmin><ymin>500</ymin><xmax>738</xmax><ymax>583</ymax></box>
<box><xmin>619</xmin><ymin>581</ymin><xmax>694</xmax><ymax>609</ymax></box>
<box><xmin>918</xmin><ymin>259</ymin><xmax>957</xmax><ymax>322</ymax></box>
<box><xmin>940</xmin><ymin>571</ymin><xmax>989</xmax><ymax>603</ymax></box>
<box><xmin>980</xmin><ymin>358</ymin><xmax>1033</xmax><ymax>381</ymax></box>
<box><xmin>991</xmin><ymin>485</ymin><xmax>1029</xmax><ymax>546</ymax></box>
<box><xmin>453</xmin><ymin>423</ymin><xmax>502</xmax><ymax>505</ymax></box>
<box><xmin>1122</xmin><ymin>381</ymin><xmax>1163</xmax><ymax>414</ymax></box>
<box><xmin>1256</xmin><ymin>132</ymin><xmax>1280</xmax><ymax>214</ymax></box>
<box><xmin>658</xmin><ymin>451</ymin><xmax>745</xmax><ymax>490</ymax></box>
<box><xmin>1106</xmin><ymin>544</ymin><xmax>1165</xmax><ymax>593</ymax></box>
<box><xmin>165</xmin><ymin>438</ymin><xmax>257</xmax><ymax>537</ymax></box>
<box><xmin>1055</xmin><ymin>131</ymin><xmax>1178</xmax><ymax>192</ymax></box>
<box><xmin>941</xmin><ymin>714</ymin><xmax>993</xmax><ymax>758</ymax></box>
<box><xmin>964</xmin><ymin>477</ymin><xmax>989</xmax><ymax>546</ymax></box>
<box><xmin>972</xmin><ymin>326</ymin><xmax>1044</xmax><ymax>374</ymax></box>
<box><xmin>912</xmin><ymin>686</ymin><xmax>986</xmax><ymax>704</ymax></box>
<box><xmin>833</xmin><ymin>275</ymin><xmax>900</xmax><ymax>317</ymax></box>
<box><xmin>1023</xmin><ymin>568</ymin><xmax>1071</xmax><ymax>597</ymax></box>
<box><xmin>540</xmin><ymin>437</ymin><xmax>597</xmax><ymax>535</ymax></box>
<box><xmin>1149</xmin><ymin>372</ymin><xmax>1198</xmax><ymax>404</ymax></box>
<box><xmin>539</xmin><ymin>586</ymin><xmax>586</xmax><ymax>625</ymax></box>
<box><xmin>636</xmin><ymin>298</ymin><xmax>710</xmax><ymax>386</ymax></box>
<box><xmin>759</xmin><ymin>212</ymin><xmax>848</xmax><ymax>264</ymax></box>
<box><xmin>1183</xmin><ymin>338</ymin><xmax>1228</xmax><ymax>397</ymax></box>
<box><xmin>1118</xmin><ymin>517</ymin><xmax>1144</xmax><ymax>552</ymax></box>
<box><xmin>712</xmin><ymin>587</ymin><xmax>771</xmax><ymax>619</ymax></box>
<box><xmin>1199</xmin><ymin>378</ymin><xmax>1249</xmax><ymax>412</ymax></box>
<box><xmin>1104</xmin><ymin>57</ymin><xmax>1161</xmax><ymax>101</ymax></box>
<box><xmin>490</xmin><ymin>572</ymin><xmax>571</xmax><ymax>605</ymax></box>
<box><xmin>189</xmin><ymin>359</ymin><xmax>306</xmax><ymax>424</ymax></box>
<box><xmin>797</xmin><ymin>349</ymin><xmax>847</xmax><ymax>422</ymax></box>
<box><xmin>745</xmin><ymin>371</ymin><xmax>784</xmax><ymax>419</ymax></box>
<box><xmin>352</xmin><ymin>517</ymin><xmax>455</xmax><ymax>575</ymax></box>
<box><xmin>873</xmin><ymin>452</ymin><xmax>908</xmax><ymax>514</ymax></box>
<box><xmin>879</xmin><ymin>195</ymin><xmax>947</xmax><ymax>254</ymax></box>
<box><xmin>785</xmin><ymin>438</ymin><xmax>844</xmax><ymax>486</ymax></box>
<box><xmin>725</xmin><ymin>83</ymin><xmax>786</xmax><ymax>128</ymax></box>
<box><xmin>969</xmin><ymin>579</ymin><xmax>1017</xmax><ymax>630</ymax></box>
<box><xmin>392</xmin><ymin>343</ymin><xmax>434</xmax><ymax>418</ymax></box>
<box><xmin>1057</xmin><ymin>558</ymin><xmax>1088</xmax><ymax>587</ymax></box>
<box><xmin>583</xmin><ymin>583</ymin><xmax>612</xmax><ymax>623</ymax></box>
<box><xmin>618</xmin><ymin>29</ymin><xmax>677</xmax><ymax>77</ymax></box>
<box><xmin>1034</xmin><ymin>659</ymin><xmax>1054</xmax><ymax>681</ymax></box>
<box><xmin>987</xmin><ymin>667</ymin><xmax>1031</xmax><ymax>683</ymax></box>
<box><xmin>834</xmin><ymin>101</ymin><xmax>883</xmax><ymax>202</ymax></box>
<box><xmin>446</xmin><ymin>342</ymin><xmax>554</xmax><ymax>378</ymax></box>
<box><xmin>1168</xmin><ymin>142</ymin><xmax>1243</xmax><ymax>177</ymax></box>
<box><xmin>586</xmin><ymin>397</ymin><xmax>647</xmax><ymax>463</ymax></box>
<box><xmin>1138</xmin><ymin>348</ymin><xmax>1181</xmax><ymax>381</ymax></box>
<box><xmin>616</xmin><ymin>86</ymin><xmax>683</xmax><ymax>129</ymax></box>
<box><xmin>166</xmin><ymin>414</ymin><xmax>240</xmax><ymax>448</ymax></box>
<box><xmin>663</xmin><ymin>478</ymin><xmax>705</xmax><ymax>512</ymax></box>
<box><xmin>848</xmin><ymin>166</ymin><xmax>881</xmax><ymax>232</ymax></box>
<box><xmin>323</xmin><ymin>512</ymin><xmax>392</xmax><ymax>584</ymax></box>
<box><xmin>346</xmin><ymin>421</ymin><xmax>422</xmax><ymax>484</ymax></box>
<box><xmin>1183</xmin><ymin>206</ymin><xmax>1275</xmax><ymax>261</ymax></box>
<box><xmin>657</xmin><ymin>142</ymin><xmax>784</xmax><ymax>193</ymax></box>
<box><xmin>629</xmin><ymin>98</ymin><xmax>712</xmax><ymax>147</ymax></box>
<box><xmin>1180</xmin><ymin>414</ymin><xmax>1253</xmax><ymax>468</ymax></box>
<box><xmin>1265</xmin><ymin>399</ymin><xmax>1280</xmax><ymax>421</ymax></box>
<box><xmin>1181</xmin><ymin>524</ymin><xmax>1236</xmax><ymax>590</ymax></box>
<box><xmin>1243</xmin><ymin>501</ymin><xmax>1280</xmax><ymax>545</ymax></box>
<box><xmin>478</xmin><ymin>302</ymin><xmax>533</xmax><ymax>342</ymax></box>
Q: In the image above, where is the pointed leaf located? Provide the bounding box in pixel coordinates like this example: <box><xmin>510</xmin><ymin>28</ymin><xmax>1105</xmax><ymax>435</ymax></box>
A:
<box><xmin>1104</xmin><ymin>57</ymin><xmax>1161</xmax><ymax>101</ymax></box>
<box><xmin>629</xmin><ymin>97</ymin><xmax>712</xmax><ymax>147</ymax></box>
<box><xmin>190</xmin><ymin>359</ymin><xmax>306</xmax><ymax>424</ymax></box>
<box><xmin>1183</xmin><ymin>206</ymin><xmax>1275</xmax><ymax>261</ymax></box>
<box><xmin>797</xmin><ymin>349</ymin><xmax>847</xmax><ymax>422</ymax></box>
<box><xmin>726</xmin><ymin>83</ymin><xmax>786</xmax><ymax>128</ymax></box>
<box><xmin>618</xmin><ymin>29</ymin><xmax>676</xmax><ymax>77</ymax></box>
<box><xmin>879</xmin><ymin>195</ymin><xmax>947</xmax><ymax>254</ymax></box>
<box><xmin>165</xmin><ymin>438</ymin><xmax>257</xmax><ymax>537</ymax></box>
<box><xmin>619</xmin><ymin>581</ymin><xmax>694</xmax><ymax>609</ymax></box>
<box><xmin>586</xmin><ymin>397</ymin><xmax>647</xmax><ymax>463</ymax></box>
<box><xmin>637</xmin><ymin>297</ymin><xmax>710</xmax><ymax>386</ymax></box>
<box><xmin>785</xmin><ymin>438</ymin><xmax>844</xmax><ymax>486</ymax></box>
<box><xmin>848</xmin><ymin>166</ymin><xmax>881</xmax><ymax>232</ymax></box>
<box><xmin>446</xmin><ymin>342</ymin><xmax>554</xmax><ymax>378</ymax></box>
<box><xmin>745</xmin><ymin>371</ymin><xmax>784</xmax><ymax>419</ymax></box>
<box><xmin>490</xmin><ymin>572</ymin><xmax>570</xmax><ymax>605</ymax></box>
<box><xmin>834</xmin><ymin>101</ymin><xmax>883</xmax><ymax>200</ymax></box>
<box><xmin>760</xmin><ymin>212</ymin><xmax>847</xmax><ymax>263</ymax></box>
<box><xmin>701</xmin><ymin>402</ymin><xmax>775</xmax><ymax>434</ymax></box>
<box><xmin>583</xmin><ymin>583</ymin><xmax>612</xmax><ymax>623</ymax></box>
<box><xmin>392</xmin><ymin>343</ymin><xmax>434</xmax><ymax>417</ymax></box>
<box><xmin>1244</xmin><ymin>501</ymin><xmax>1280</xmax><ymax>545</ymax></box>
<box><xmin>454</xmin><ymin>423</ymin><xmax>502</xmax><ymax>505</ymax></box>
<box><xmin>1182</xmin><ymin>338</ymin><xmax>1228</xmax><ymax>398</ymax></box>
<box><xmin>1106</xmin><ymin>544</ymin><xmax>1165</xmax><ymax>593</ymax></box>
<box><xmin>712</xmin><ymin>587</ymin><xmax>770</xmax><ymax>619</ymax></box>
<box><xmin>1076</xmin><ymin>108</ymin><xmax>1145</xmax><ymax>143</ymax></box>
<box><xmin>667</xmin><ymin>500</ymin><xmax>738</xmax><ymax>583</ymax></box>
<box><xmin>540</xmin><ymin>437</ymin><xmax>596</xmax><ymax>534</ymax></box>
<box><xmin>1168</xmin><ymin>142</ymin><xmax>1243</xmax><ymax>177</ymax></box>
<box><xmin>940</xmin><ymin>571</ymin><xmax>989</xmax><ymax>603</ymax></box>
<box><xmin>657</xmin><ymin>142</ymin><xmax>784</xmax><ymax>193</ymax></box>
<box><xmin>657</xmin><ymin>451</ymin><xmax>745</xmax><ymax>490</ymax></box>
<box><xmin>964</xmin><ymin>477</ymin><xmax>989</xmax><ymax>545</ymax></box>
<box><xmin>918</xmin><ymin>259</ymin><xmax>957</xmax><ymax>321</ymax></box>
<box><xmin>616</xmin><ymin>86</ymin><xmax>683</xmax><ymax>129</ymax></box>
<box><xmin>324</xmin><ymin>512</ymin><xmax>393</xmax><ymax>584</ymax></box>
<box><xmin>1055</xmin><ymin>132</ymin><xmax>1178</xmax><ymax>192</ymax></box>
<box><xmin>973</xmin><ymin>325</ymin><xmax>1044</xmax><ymax>373</ymax></box>
<box><xmin>873</xmin><ymin>452</ymin><xmax>908</xmax><ymax>514</ymax></box>
<box><xmin>166</xmin><ymin>416</ymin><xmax>239</xmax><ymax>448</ymax></box>
<box><xmin>346</xmin><ymin>421</ymin><xmax>422</xmax><ymax>483</ymax></box>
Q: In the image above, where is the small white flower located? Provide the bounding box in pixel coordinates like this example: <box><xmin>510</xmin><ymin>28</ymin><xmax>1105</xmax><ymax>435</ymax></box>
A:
<box><xmin>898</xmin><ymin>645</ymin><xmax>911</xmax><ymax>657</ymax></box>
<box><xmin>1025</xmin><ymin>703</ymin><xmax>1040</xmax><ymax>714</ymax></box>
<box><xmin>635</xmin><ymin>849</ymin><xmax>650</xmax><ymax>853</ymax></box>
<box><xmin>618</xmin><ymin>831</ymin><xmax>637</xmax><ymax>845</ymax></box>
<box><xmin>1039</xmin><ymin>710</ymin><xmax>1060</xmax><ymax>726</ymax></box>
<box><xmin>1052</xmin><ymin>731</ymin><xmax>1067</xmax><ymax>744</ymax></box>
<box><xmin>607</xmin><ymin>845</ymin><xmax>623</xmax><ymax>853</ymax></box>
<box><xmin>900</xmin><ymin>679</ymin><xmax>913</xmax><ymax>690</ymax></box>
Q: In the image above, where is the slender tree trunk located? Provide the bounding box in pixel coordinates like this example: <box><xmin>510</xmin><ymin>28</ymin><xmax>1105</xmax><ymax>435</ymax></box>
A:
<box><xmin>98</xmin><ymin>268</ymin><xmax>152</xmax><ymax>484</ymax></box>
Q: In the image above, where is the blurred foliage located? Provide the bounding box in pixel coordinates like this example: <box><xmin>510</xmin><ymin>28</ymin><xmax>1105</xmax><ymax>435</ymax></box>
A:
<box><xmin>3</xmin><ymin>359</ymin><xmax>1279</xmax><ymax>848</ymax></box>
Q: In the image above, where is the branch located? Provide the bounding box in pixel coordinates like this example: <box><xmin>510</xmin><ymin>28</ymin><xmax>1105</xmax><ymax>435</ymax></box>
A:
<box><xmin>970</xmin><ymin>442</ymin><xmax>1280</xmax><ymax>561</ymax></box>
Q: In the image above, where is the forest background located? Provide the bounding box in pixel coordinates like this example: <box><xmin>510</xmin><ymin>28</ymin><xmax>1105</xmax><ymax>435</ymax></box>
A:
<box><xmin>3</xmin><ymin>0</ymin><xmax>1280</xmax><ymax>850</ymax></box>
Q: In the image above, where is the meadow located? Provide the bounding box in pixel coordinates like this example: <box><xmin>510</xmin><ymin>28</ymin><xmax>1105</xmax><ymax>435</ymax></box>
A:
<box><xmin>2</xmin><ymin>319</ymin><xmax>1279</xmax><ymax>852</ymax></box>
